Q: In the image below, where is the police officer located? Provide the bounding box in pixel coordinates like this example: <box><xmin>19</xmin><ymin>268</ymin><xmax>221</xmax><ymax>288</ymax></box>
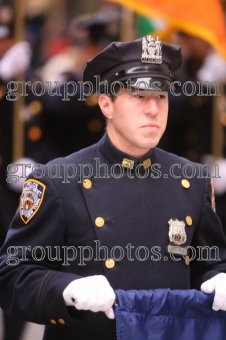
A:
<box><xmin>1</xmin><ymin>36</ymin><xmax>226</xmax><ymax>340</ymax></box>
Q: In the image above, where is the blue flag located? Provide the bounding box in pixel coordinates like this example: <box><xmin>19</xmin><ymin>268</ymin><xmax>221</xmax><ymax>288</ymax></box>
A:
<box><xmin>114</xmin><ymin>289</ymin><xmax>226</xmax><ymax>340</ymax></box>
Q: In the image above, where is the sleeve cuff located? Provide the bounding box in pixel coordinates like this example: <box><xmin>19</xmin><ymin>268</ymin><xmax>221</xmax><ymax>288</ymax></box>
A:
<box><xmin>37</xmin><ymin>270</ymin><xmax>88</xmax><ymax>325</ymax></box>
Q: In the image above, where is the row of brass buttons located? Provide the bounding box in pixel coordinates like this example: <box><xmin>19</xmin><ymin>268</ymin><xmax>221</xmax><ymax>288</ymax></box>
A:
<box><xmin>50</xmin><ymin>318</ymin><xmax>65</xmax><ymax>325</ymax></box>
<box><xmin>83</xmin><ymin>179</ymin><xmax>191</xmax><ymax>191</ymax></box>
<box><xmin>83</xmin><ymin>179</ymin><xmax>192</xmax><ymax>267</ymax></box>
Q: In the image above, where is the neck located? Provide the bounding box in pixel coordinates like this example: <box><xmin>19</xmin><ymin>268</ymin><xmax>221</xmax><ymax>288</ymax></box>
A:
<box><xmin>106</xmin><ymin>129</ymin><xmax>151</xmax><ymax>158</ymax></box>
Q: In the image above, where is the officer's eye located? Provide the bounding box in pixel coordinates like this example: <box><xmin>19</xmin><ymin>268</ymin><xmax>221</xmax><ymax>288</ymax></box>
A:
<box><xmin>156</xmin><ymin>91</ymin><xmax>168</xmax><ymax>99</ymax></box>
<box><xmin>130</xmin><ymin>94</ymin><xmax>145</xmax><ymax>99</ymax></box>
<box><xmin>134</xmin><ymin>94</ymin><xmax>145</xmax><ymax>98</ymax></box>
<box><xmin>129</xmin><ymin>89</ymin><xmax>146</xmax><ymax>98</ymax></box>
<box><xmin>133</xmin><ymin>91</ymin><xmax>146</xmax><ymax>98</ymax></box>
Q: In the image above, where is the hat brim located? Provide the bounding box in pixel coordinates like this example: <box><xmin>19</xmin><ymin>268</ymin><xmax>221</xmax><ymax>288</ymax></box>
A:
<box><xmin>101</xmin><ymin>77</ymin><xmax>171</xmax><ymax>93</ymax></box>
<box><xmin>122</xmin><ymin>77</ymin><xmax>171</xmax><ymax>91</ymax></box>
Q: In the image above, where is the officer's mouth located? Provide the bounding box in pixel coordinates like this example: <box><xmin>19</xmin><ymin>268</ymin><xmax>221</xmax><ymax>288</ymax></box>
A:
<box><xmin>140</xmin><ymin>124</ymin><xmax>159</xmax><ymax>131</ymax></box>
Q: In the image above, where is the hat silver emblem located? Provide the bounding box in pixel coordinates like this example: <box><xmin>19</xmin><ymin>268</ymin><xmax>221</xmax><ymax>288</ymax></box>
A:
<box><xmin>141</xmin><ymin>35</ymin><xmax>162</xmax><ymax>64</ymax></box>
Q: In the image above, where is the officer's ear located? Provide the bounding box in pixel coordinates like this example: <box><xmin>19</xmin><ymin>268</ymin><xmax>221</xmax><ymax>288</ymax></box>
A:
<box><xmin>98</xmin><ymin>94</ymin><xmax>113</xmax><ymax>119</ymax></box>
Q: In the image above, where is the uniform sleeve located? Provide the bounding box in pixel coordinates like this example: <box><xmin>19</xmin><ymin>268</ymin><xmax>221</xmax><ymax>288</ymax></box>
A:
<box><xmin>190</xmin><ymin>177</ymin><xmax>226</xmax><ymax>289</ymax></box>
<box><xmin>0</xmin><ymin>171</ymin><xmax>86</xmax><ymax>325</ymax></box>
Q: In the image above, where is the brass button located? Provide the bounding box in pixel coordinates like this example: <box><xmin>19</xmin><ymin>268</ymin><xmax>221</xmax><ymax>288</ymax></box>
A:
<box><xmin>83</xmin><ymin>179</ymin><xmax>92</xmax><ymax>189</ymax></box>
<box><xmin>50</xmin><ymin>319</ymin><xmax>56</xmax><ymax>325</ymax></box>
<box><xmin>186</xmin><ymin>216</ymin><xmax>192</xmax><ymax>226</ymax></box>
<box><xmin>58</xmin><ymin>318</ymin><xmax>65</xmax><ymax>325</ymax></box>
<box><xmin>185</xmin><ymin>256</ymin><xmax>190</xmax><ymax>266</ymax></box>
<box><xmin>181</xmin><ymin>179</ymin><xmax>190</xmax><ymax>189</ymax></box>
<box><xmin>105</xmin><ymin>258</ymin><xmax>115</xmax><ymax>269</ymax></box>
<box><xmin>95</xmin><ymin>217</ymin><xmax>105</xmax><ymax>228</ymax></box>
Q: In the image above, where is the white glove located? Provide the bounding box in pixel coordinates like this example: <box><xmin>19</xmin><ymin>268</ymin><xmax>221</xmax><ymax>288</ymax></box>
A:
<box><xmin>63</xmin><ymin>275</ymin><xmax>115</xmax><ymax>319</ymax></box>
<box><xmin>0</xmin><ymin>41</ymin><xmax>32</xmax><ymax>81</ymax></box>
<box><xmin>201</xmin><ymin>273</ymin><xmax>226</xmax><ymax>311</ymax></box>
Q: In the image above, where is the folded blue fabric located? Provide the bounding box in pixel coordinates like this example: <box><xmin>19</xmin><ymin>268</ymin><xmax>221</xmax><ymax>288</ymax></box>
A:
<box><xmin>114</xmin><ymin>289</ymin><xmax>226</xmax><ymax>340</ymax></box>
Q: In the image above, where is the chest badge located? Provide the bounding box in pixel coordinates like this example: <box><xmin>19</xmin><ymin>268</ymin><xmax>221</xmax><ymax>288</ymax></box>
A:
<box><xmin>166</xmin><ymin>219</ymin><xmax>187</xmax><ymax>257</ymax></box>
<box><xmin>20</xmin><ymin>179</ymin><xmax>46</xmax><ymax>224</ymax></box>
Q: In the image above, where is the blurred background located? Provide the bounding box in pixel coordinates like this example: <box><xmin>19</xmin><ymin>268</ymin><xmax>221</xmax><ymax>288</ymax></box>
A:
<box><xmin>0</xmin><ymin>0</ymin><xmax>226</xmax><ymax>339</ymax></box>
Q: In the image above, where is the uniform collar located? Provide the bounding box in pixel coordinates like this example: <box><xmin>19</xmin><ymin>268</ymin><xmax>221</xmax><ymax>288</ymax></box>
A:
<box><xmin>98</xmin><ymin>133</ymin><xmax>153</xmax><ymax>171</ymax></box>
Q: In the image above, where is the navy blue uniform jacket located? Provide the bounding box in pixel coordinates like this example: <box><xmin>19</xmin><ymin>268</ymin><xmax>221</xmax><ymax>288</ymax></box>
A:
<box><xmin>0</xmin><ymin>133</ymin><xmax>226</xmax><ymax>339</ymax></box>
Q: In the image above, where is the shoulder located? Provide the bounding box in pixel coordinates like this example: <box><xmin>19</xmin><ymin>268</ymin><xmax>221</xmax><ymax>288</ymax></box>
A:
<box><xmin>154</xmin><ymin>147</ymin><xmax>208</xmax><ymax>175</ymax></box>
<box><xmin>24</xmin><ymin>143</ymin><xmax>100</xmax><ymax>189</ymax></box>
<box><xmin>153</xmin><ymin>148</ymin><xmax>214</xmax><ymax>195</ymax></box>
<box><xmin>154</xmin><ymin>147</ymin><xmax>193</xmax><ymax>165</ymax></box>
<box><xmin>47</xmin><ymin>143</ymin><xmax>99</xmax><ymax>166</ymax></box>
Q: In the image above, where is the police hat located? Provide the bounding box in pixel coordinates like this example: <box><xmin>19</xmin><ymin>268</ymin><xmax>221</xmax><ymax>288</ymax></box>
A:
<box><xmin>83</xmin><ymin>35</ymin><xmax>182</xmax><ymax>92</ymax></box>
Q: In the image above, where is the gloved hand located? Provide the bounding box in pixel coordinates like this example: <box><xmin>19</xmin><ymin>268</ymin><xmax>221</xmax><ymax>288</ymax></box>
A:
<box><xmin>0</xmin><ymin>41</ymin><xmax>32</xmax><ymax>81</ymax></box>
<box><xmin>63</xmin><ymin>275</ymin><xmax>115</xmax><ymax>319</ymax></box>
<box><xmin>201</xmin><ymin>273</ymin><xmax>226</xmax><ymax>311</ymax></box>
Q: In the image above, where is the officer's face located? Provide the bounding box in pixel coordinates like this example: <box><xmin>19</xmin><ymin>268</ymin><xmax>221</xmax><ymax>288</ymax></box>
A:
<box><xmin>99</xmin><ymin>88</ymin><xmax>168</xmax><ymax>157</ymax></box>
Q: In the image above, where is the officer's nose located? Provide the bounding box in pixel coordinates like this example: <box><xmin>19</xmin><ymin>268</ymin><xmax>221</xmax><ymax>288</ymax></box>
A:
<box><xmin>144</xmin><ymin>96</ymin><xmax>158</xmax><ymax>116</ymax></box>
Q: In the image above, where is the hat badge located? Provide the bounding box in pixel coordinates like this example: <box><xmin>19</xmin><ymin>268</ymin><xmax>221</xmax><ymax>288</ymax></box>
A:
<box><xmin>141</xmin><ymin>35</ymin><xmax>162</xmax><ymax>64</ymax></box>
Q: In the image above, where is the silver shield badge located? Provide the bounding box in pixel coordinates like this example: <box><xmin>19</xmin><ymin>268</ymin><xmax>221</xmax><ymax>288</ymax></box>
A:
<box><xmin>166</xmin><ymin>219</ymin><xmax>187</xmax><ymax>256</ymax></box>
<box><xmin>141</xmin><ymin>35</ymin><xmax>162</xmax><ymax>64</ymax></box>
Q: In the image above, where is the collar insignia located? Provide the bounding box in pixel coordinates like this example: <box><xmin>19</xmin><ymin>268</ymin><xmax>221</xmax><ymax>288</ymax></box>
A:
<box><xmin>122</xmin><ymin>158</ymin><xmax>134</xmax><ymax>169</ymax></box>
<box><xmin>143</xmin><ymin>158</ymin><xmax>151</xmax><ymax>168</ymax></box>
